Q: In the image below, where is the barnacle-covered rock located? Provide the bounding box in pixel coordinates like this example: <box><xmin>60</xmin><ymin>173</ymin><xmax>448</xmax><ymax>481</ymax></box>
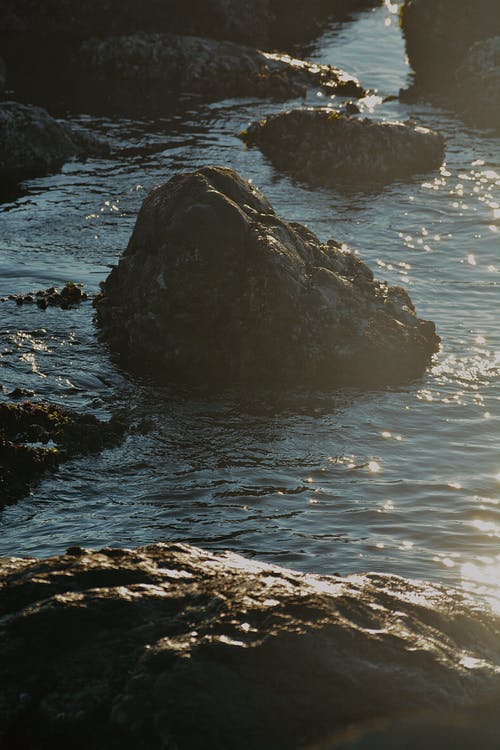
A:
<box><xmin>243</xmin><ymin>108</ymin><xmax>445</xmax><ymax>185</ymax></box>
<box><xmin>94</xmin><ymin>165</ymin><xmax>439</xmax><ymax>387</ymax></box>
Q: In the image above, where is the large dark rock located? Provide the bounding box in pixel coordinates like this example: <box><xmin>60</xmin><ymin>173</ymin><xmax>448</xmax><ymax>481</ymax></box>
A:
<box><xmin>401</xmin><ymin>0</ymin><xmax>500</xmax><ymax>129</ymax></box>
<box><xmin>76</xmin><ymin>32</ymin><xmax>363</xmax><ymax>114</ymax></box>
<box><xmin>94</xmin><ymin>166</ymin><xmax>439</xmax><ymax>388</ymax></box>
<box><xmin>1</xmin><ymin>542</ymin><xmax>500</xmax><ymax>749</ymax></box>
<box><xmin>455</xmin><ymin>36</ymin><xmax>500</xmax><ymax>131</ymax></box>
<box><xmin>0</xmin><ymin>401</ymin><xmax>126</xmax><ymax>507</ymax></box>
<box><xmin>0</xmin><ymin>101</ymin><xmax>107</xmax><ymax>183</ymax></box>
<box><xmin>401</xmin><ymin>0</ymin><xmax>500</xmax><ymax>90</ymax></box>
<box><xmin>243</xmin><ymin>108</ymin><xmax>445</xmax><ymax>185</ymax></box>
<box><xmin>0</xmin><ymin>0</ymin><xmax>381</xmax><ymax>49</ymax></box>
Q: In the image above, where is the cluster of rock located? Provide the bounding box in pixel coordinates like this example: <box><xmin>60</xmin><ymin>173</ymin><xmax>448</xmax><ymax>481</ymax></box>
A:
<box><xmin>5</xmin><ymin>282</ymin><xmax>89</xmax><ymax>309</ymax></box>
<box><xmin>243</xmin><ymin>108</ymin><xmax>445</xmax><ymax>185</ymax></box>
<box><xmin>1</xmin><ymin>541</ymin><xmax>499</xmax><ymax>749</ymax></box>
<box><xmin>94</xmin><ymin>166</ymin><xmax>439</xmax><ymax>388</ymax></box>
<box><xmin>401</xmin><ymin>0</ymin><xmax>500</xmax><ymax>129</ymax></box>
<box><xmin>0</xmin><ymin>401</ymin><xmax>126</xmax><ymax>506</ymax></box>
<box><xmin>0</xmin><ymin>102</ymin><xmax>107</xmax><ymax>183</ymax></box>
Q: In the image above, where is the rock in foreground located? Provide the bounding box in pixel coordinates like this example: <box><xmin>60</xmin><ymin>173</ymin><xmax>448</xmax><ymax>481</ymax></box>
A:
<box><xmin>94</xmin><ymin>166</ymin><xmax>439</xmax><ymax>387</ymax></box>
<box><xmin>243</xmin><ymin>108</ymin><xmax>445</xmax><ymax>185</ymax></box>
<box><xmin>77</xmin><ymin>33</ymin><xmax>363</xmax><ymax>113</ymax></box>
<box><xmin>1</xmin><ymin>542</ymin><xmax>500</xmax><ymax>749</ymax></box>
<box><xmin>0</xmin><ymin>101</ymin><xmax>107</xmax><ymax>183</ymax></box>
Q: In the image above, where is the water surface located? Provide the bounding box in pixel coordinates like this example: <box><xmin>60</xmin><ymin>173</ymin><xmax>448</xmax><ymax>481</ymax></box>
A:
<box><xmin>1</xmin><ymin>4</ymin><xmax>499</xmax><ymax>610</ymax></box>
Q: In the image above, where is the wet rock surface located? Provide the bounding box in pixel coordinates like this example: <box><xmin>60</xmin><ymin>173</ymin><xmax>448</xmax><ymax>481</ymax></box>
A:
<box><xmin>1</xmin><ymin>542</ymin><xmax>500</xmax><ymax>749</ymax></box>
<box><xmin>4</xmin><ymin>282</ymin><xmax>89</xmax><ymax>310</ymax></box>
<box><xmin>0</xmin><ymin>101</ymin><xmax>107</xmax><ymax>183</ymax></box>
<box><xmin>0</xmin><ymin>401</ymin><xmax>126</xmax><ymax>507</ymax></box>
<box><xmin>243</xmin><ymin>108</ymin><xmax>445</xmax><ymax>184</ymax></box>
<box><xmin>401</xmin><ymin>0</ymin><xmax>500</xmax><ymax>129</ymax></box>
<box><xmin>77</xmin><ymin>33</ymin><xmax>363</xmax><ymax>113</ymax></box>
<box><xmin>94</xmin><ymin>165</ymin><xmax>439</xmax><ymax>388</ymax></box>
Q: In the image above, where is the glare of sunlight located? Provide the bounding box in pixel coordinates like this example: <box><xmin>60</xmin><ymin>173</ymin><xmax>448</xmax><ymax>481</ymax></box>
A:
<box><xmin>368</xmin><ymin>461</ymin><xmax>381</xmax><ymax>473</ymax></box>
<box><xmin>469</xmin><ymin>519</ymin><xmax>500</xmax><ymax>535</ymax></box>
<box><xmin>462</xmin><ymin>560</ymin><xmax>500</xmax><ymax>613</ymax></box>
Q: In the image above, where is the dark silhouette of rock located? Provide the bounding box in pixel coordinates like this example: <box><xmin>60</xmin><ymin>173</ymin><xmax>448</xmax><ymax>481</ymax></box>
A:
<box><xmin>76</xmin><ymin>32</ymin><xmax>363</xmax><ymax>114</ymax></box>
<box><xmin>401</xmin><ymin>0</ymin><xmax>500</xmax><ymax>129</ymax></box>
<box><xmin>1</xmin><ymin>542</ymin><xmax>500</xmax><ymax>749</ymax></box>
<box><xmin>455</xmin><ymin>37</ymin><xmax>500</xmax><ymax>131</ymax></box>
<box><xmin>94</xmin><ymin>166</ymin><xmax>439</xmax><ymax>388</ymax></box>
<box><xmin>0</xmin><ymin>56</ymin><xmax>6</xmax><ymax>94</ymax></box>
<box><xmin>0</xmin><ymin>0</ymin><xmax>382</xmax><ymax>50</ymax></box>
<box><xmin>0</xmin><ymin>101</ymin><xmax>108</xmax><ymax>183</ymax></box>
<box><xmin>401</xmin><ymin>0</ymin><xmax>500</xmax><ymax>91</ymax></box>
<box><xmin>0</xmin><ymin>401</ymin><xmax>126</xmax><ymax>507</ymax></box>
<box><xmin>243</xmin><ymin>109</ymin><xmax>445</xmax><ymax>185</ymax></box>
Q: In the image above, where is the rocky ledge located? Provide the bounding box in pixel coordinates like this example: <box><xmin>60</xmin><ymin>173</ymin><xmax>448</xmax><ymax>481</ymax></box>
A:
<box><xmin>243</xmin><ymin>108</ymin><xmax>445</xmax><ymax>185</ymax></box>
<box><xmin>0</xmin><ymin>102</ymin><xmax>108</xmax><ymax>184</ymax></box>
<box><xmin>75</xmin><ymin>33</ymin><xmax>363</xmax><ymax>113</ymax></box>
<box><xmin>94</xmin><ymin>166</ymin><xmax>439</xmax><ymax>388</ymax></box>
<box><xmin>1</xmin><ymin>542</ymin><xmax>500</xmax><ymax>749</ymax></box>
<box><xmin>0</xmin><ymin>401</ymin><xmax>126</xmax><ymax>506</ymax></box>
<box><xmin>401</xmin><ymin>0</ymin><xmax>500</xmax><ymax>129</ymax></box>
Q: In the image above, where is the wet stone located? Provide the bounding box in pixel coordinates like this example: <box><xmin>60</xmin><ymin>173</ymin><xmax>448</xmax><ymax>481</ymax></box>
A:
<box><xmin>94</xmin><ymin>165</ymin><xmax>439</xmax><ymax>388</ymax></box>
<box><xmin>243</xmin><ymin>108</ymin><xmax>445</xmax><ymax>185</ymax></box>
<box><xmin>0</xmin><ymin>401</ymin><xmax>126</xmax><ymax>507</ymax></box>
<box><xmin>1</xmin><ymin>542</ymin><xmax>500</xmax><ymax>749</ymax></box>
<box><xmin>0</xmin><ymin>102</ymin><xmax>108</xmax><ymax>185</ymax></box>
<box><xmin>76</xmin><ymin>32</ymin><xmax>364</xmax><ymax>113</ymax></box>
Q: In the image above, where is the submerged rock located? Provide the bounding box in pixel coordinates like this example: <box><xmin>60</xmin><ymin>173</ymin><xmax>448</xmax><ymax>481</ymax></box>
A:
<box><xmin>1</xmin><ymin>542</ymin><xmax>500</xmax><ymax>749</ymax></box>
<box><xmin>0</xmin><ymin>101</ymin><xmax>107</xmax><ymax>183</ymax></box>
<box><xmin>243</xmin><ymin>109</ymin><xmax>445</xmax><ymax>185</ymax></box>
<box><xmin>0</xmin><ymin>401</ymin><xmax>126</xmax><ymax>506</ymax></box>
<box><xmin>94</xmin><ymin>166</ymin><xmax>439</xmax><ymax>387</ymax></box>
<box><xmin>77</xmin><ymin>33</ymin><xmax>363</xmax><ymax>112</ymax></box>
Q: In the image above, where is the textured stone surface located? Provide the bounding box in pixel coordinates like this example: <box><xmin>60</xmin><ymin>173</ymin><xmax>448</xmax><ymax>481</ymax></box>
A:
<box><xmin>94</xmin><ymin>166</ymin><xmax>439</xmax><ymax>388</ymax></box>
<box><xmin>1</xmin><ymin>542</ymin><xmax>500</xmax><ymax>749</ymax></box>
<box><xmin>243</xmin><ymin>108</ymin><xmax>445</xmax><ymax>184</ymax></box>
<box><xmin>401</xmin><ymin>0</ymin><xmax>500</xmax><ymax>90</ymax></box>
<box><xmin>0</xmin><ymin>401</ymin><xmax>126</xmax><ymax>506</ymax></box>
<box><xmin>0</xmin><ymin>101</ymin><xmax>107</xmax><ymax>182</ymax></box>
<box><xmin>455</xmin><ymin>36</ymin><xmax>500</xmax><ymax>131</ymax></box>
<box><xmin>77</xmin><ymin>32</ymin><xmax>363</xmax><ymax>113</ymax></box>
<box><xmin>0</xmin><ymin>0</ymin><xmax>382</xmax><ymax>49</ymax></box>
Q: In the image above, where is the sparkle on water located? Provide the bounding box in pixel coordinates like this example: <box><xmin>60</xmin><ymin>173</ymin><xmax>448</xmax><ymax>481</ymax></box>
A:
<box><xmin>0</xmin><ymin>5</ymin><xmax>499</xmax><ymax>612</ymax></box>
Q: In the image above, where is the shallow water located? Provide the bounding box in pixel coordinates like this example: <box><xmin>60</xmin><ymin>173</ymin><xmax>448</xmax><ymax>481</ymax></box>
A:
<box><xmin>1</xmin><ymin>4</ymin><xmax>499</xmax><ymax>611</ymax></box>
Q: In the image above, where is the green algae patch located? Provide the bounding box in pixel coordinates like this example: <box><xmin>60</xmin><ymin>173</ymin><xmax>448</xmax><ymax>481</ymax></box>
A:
<box><xmin>0</xmin><ymin>401</ymin><xmax>127</xmax><ymax>508</ymax></box>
